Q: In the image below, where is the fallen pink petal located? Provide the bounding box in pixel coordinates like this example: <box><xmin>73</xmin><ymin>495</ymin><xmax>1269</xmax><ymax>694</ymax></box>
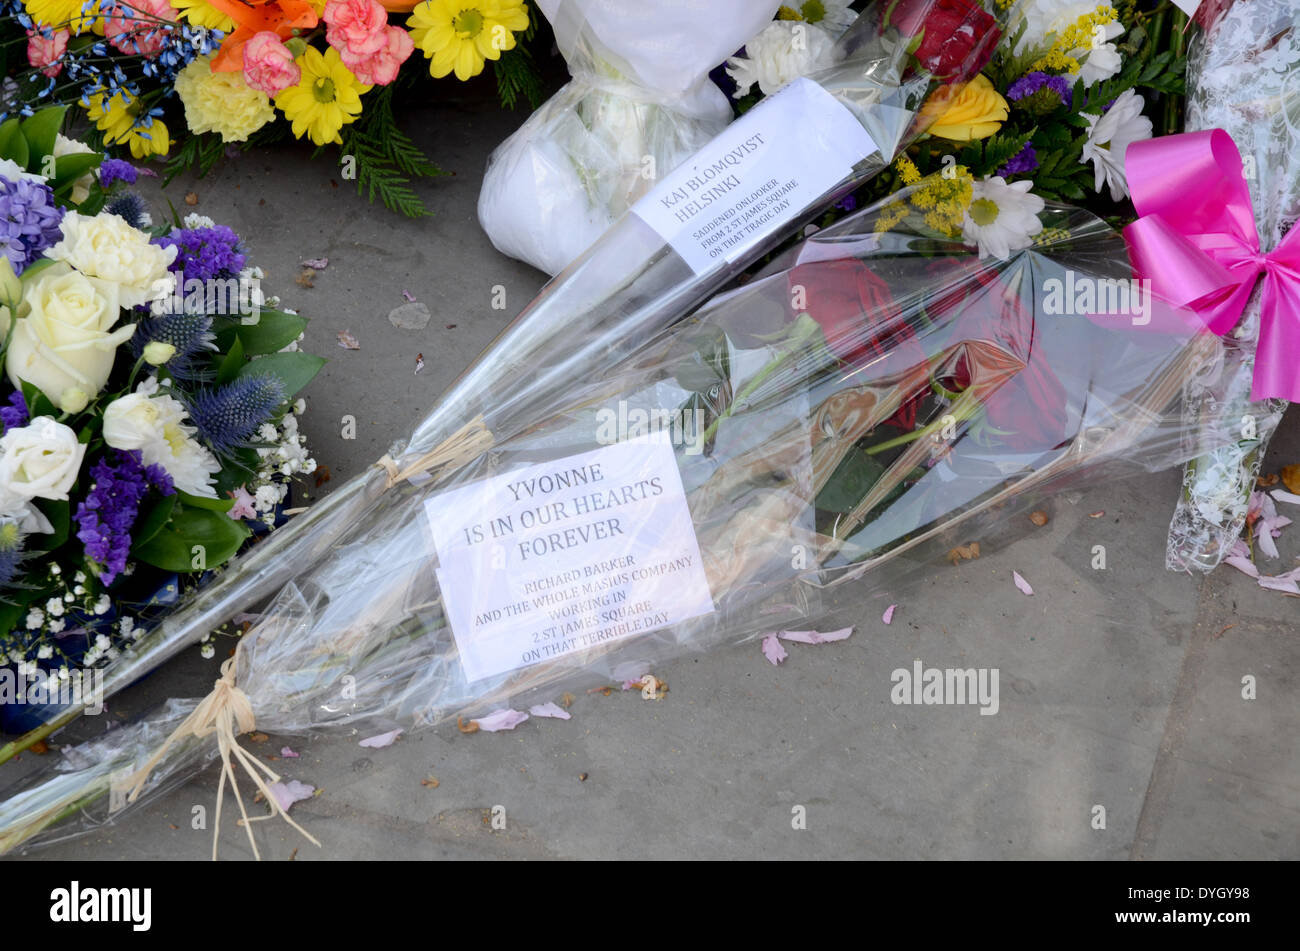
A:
<box><xmin>269</xmin><ymin>779</ymin><xmax>314</xmax><ymax>813</ymax></box>
<box><xmin>778</xmin><ymin>627</ymin><xmax>854</xmax><ymax>644</ymax></box>
<box><xmin>303</xmin><ymin>257</ymin><xmax>328</xmax><ymax>269</ymax></box>
<box><xmin>1012</xmin><ymin>571</ymin><xmax>1034</xmax><ymax>596</ymax></box>
<box><xmin>402</xmin><ymin>290</ymin><xmax>417</xmax><ymax>302</ymax></box>
<box><xmin>761</xmin><ymin>633</ymin><xmax>788</xmax><ymax>665</ymax></box>
<box><xmin>358</xmin><ymin>729</ymin><xmax>403</xmax><ymax>748</ymax></box>
<box><xmin>1270</xmin><ymin>489</ymin><xmax>1300</xmax><ymax>506</ymax></box>
<box><xmin>280</xmin><ymin>746</ymin><xmax>300</xmax><ymax>758</ymax></box>
<box><xmin>882</xmin><ymin>604</ymin><xmax>896</xmax><ymax>625</ymax></box>
<box><xmin>1257</xmin><ymin>575</ymin><xmax>1300</xmax><ymax>595</ymax></box>
<box><xmin>473</xmin><ymin>709</ymin><xmax>529</xmax><ymax>732</ymax></box>
<box><xmin>528</xmin><ymin>702</ymin><xmax>571</xmax><ymax>720</ymax></box>
<box><xmin>337</xmin><ymin>330</ymin><xmax>361</xmax><ymax>350</ymax></box>
<box><xmin>1224</xmin><ymin>552</ymin><xmax>1261</xmax><ymax>578</ymax></box>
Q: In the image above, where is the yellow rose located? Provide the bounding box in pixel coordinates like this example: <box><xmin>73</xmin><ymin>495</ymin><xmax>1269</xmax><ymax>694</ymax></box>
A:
<box><xmin>923</xmin><ymin>75</ymin><xmax>1009</xmax><ymax>142</ymax></box>
<box><xmin>5</xmin><ymin>264</ymin><xmax>137</xmax><ymax>411</ymax></box>
<box><xmin>175</xmin><ymin>55</ymin><xmax>275</xmax><ymax>143</ymax></box>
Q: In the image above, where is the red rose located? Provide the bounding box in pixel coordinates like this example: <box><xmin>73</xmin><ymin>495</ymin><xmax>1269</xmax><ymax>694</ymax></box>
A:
<box><xmin>928</xmin><ymin>259</ymin><xmax>1071</xmax><ymax>451</ymax></box>
<box><xmin>788</xmin><ymin>258</ymin><xmax>928</xmax><ymax>430</ymax></box>
<box><xmin>882</xmin><ymin>0</ymin><xmax>1001</xmax><ymax>82</ymax></box>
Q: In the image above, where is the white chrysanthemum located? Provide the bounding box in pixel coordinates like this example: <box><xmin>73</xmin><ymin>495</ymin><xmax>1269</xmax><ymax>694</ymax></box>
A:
<box><xmin>183</xmin><ymin>213</ymin><xmax>217</xmax><ymax>229</ymax></box>
<box><xmin>726</xmin><ymin>20</ymin><xmax>837</xmax><ymax>98</ymax></box>
<box><xmin>102</xmin><ymin>376</ymin><xmax>221</xmax><ymax>497</ymax></box>
<box><xmin>1080</xmin><ymin>89</ymin><xmax>1153</xmax><ymax>201</ymax></box>
<box><xmin>1014</xmin><ymin>1</ymin><xmax>1124</xmax><ymax>86</ymax></box>
<box><xmin>46</xmin><ymin>212</ymin><xmax>177</xmax><ymax>309</ymax></box>
<box><xmin>962</xmin><ymin>177</ymin><xmax>1045</xmax><ymax>259</ymax></box>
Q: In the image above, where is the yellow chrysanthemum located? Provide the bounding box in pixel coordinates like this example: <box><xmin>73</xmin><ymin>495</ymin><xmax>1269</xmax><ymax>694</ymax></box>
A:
<box><xmin>169</xmin><ymin>0</ymin><xmax>235</xmax><ymax>32</ymax></box>
<box><xmin>25</xmin><ymin>0</ymin><xmax>106</xmax><ymax>34</ymax></box>
<box><xmin>175</xmin><ymin>55</ymin><xmax>275</xmax><ymax>143</ymax></box>
<box><xmin>274</xmin><ymin>46</ymin><xmax>371</xmax><ymax>146</ymax></box>
<box><xmin>84</xmin><ymin>90</ymin><xmax>171</xmax><ymax>160</ymax></box>
<box><xmin>407</xmin><ymin>0</ymin><xmax>530</xmax><ymax>81</ymax></box>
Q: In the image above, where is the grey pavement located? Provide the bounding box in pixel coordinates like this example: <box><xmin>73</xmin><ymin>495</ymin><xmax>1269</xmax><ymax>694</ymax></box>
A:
<box><xmin>5</xmin><ymin>84</ymin><xmax>1298</xmax><ymax>860</ymax></box>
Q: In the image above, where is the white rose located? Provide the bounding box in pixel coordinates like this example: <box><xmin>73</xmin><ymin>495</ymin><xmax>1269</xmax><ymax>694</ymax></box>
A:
<box><xmin>46</xmin><ymin>211</ymin><xmax>177</xmax><ymax>309</ymax></box>
<box><xmin>0</xmin><ymin>417</ymin><xmax>86</xmax><ymax>510</ymax></box>
<box><xmin>5</xmin><ymin>263</ymin><xmax>136</xmax><ymax>411</ymax></box>
<box><xmin>53</xmin><ymin>134</ymin><xmax>96</xmax><ymax>204</ymax></box>
<box><xmin>102</xmin><ymin>378</ymin><xmax>220</xmax><ymax>497</ymax></box>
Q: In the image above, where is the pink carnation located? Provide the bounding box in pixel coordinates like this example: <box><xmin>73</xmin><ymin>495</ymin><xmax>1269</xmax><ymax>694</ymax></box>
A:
<box><xmin>26</xmin><ymin>28</ymin><xmax>69</xmax><ymax>78</ymax></box>
<box><xmin>242</xmin><ymin>31</ymin><xmax>301</xmax><ymax>96</ymax></box>
<box><xmin>103</xmin><ymin>0</ymin><xmax>175</xmax><ymax>57</ymax></box>
<box><xmin>340</xmin><ymin>25</ymin><xmax>413</xmax><ymax>86</ymax></box>
<box><xmin>324</xmin><ymin>0</ymin><xmax>390</xmax><ymax>58</ymax></box>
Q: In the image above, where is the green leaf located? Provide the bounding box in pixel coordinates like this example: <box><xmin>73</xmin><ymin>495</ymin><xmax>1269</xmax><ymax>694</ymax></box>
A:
<box><xmin>816</xmin><ymin>446</ymin><xmax>887</xmax><ymax>514</ymax></box>
<box><xmin>20</xmin><ymin>379</ymin><xmax>57</xmax><ymax>419</ymax></box>
<box><xmin>130</xmin><ymin>494</ymin><xmax>177</xmax><ymax>551</ymax></box>
<box><xmin>132</xmin><ymin>504</ymin><xmax>250</xmax><ymax>573</ymax></box>
<box><xmin>0</xmin><ymin>117</ymin><xmax>29</xmax><ymax>168</ymax></box>
<box><xmin>235</xmin><ymin>351</ymin><xmax>324</xmax><ymax>398</ymax></box>
<box><xmin>177</xmin><ymin>489</ymin><xmax>235</xmax><ymax>513</ymax></box>
<box><xmin>20</xmin><ymin>106</ymin><xmax>67</xmax><ymax>172</ymax></box>
<box><xmin>235</xmin><ymin>309</ymin><xmax>306</xmax><ymax>355</ymax></box>
<box><xmin>217</xmin><ymin>333</ymin><xmax>245</xmax><ymax>384</ymax></box>
<box><xmin>29</xmin><ymin>499</ymin><xmax>69</xmax><ymax>552</ymax></box>
<box><xmin>50</xmin><ymin>153</ymin><xmax>104</xmax><ymax>199</ymax></box>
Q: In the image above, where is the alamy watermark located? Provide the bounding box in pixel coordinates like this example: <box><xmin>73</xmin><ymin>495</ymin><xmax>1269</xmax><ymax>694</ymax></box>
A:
<box><xmin>891</xmin><ymin>660</ymin><xmax>999</xmax><ymax>715</ymax></box>
<box><xmin>0</xmin><ymin>666</ymin><xmax>105</xmax><ymax>715</ymax></box>
<box><xmin>1042</xmin><ymin>270</ymin><xmax>1152</xmax><ymax>326</ymax></box>
<box><xmin>149</xmin><ymin>273</ymin><xmax>262</xmax><ymax>320</ymax></box>
<box><xmin>594</xmin><ymin>400</ymin><xmax>706</xmax><ymax>455</ymax></box>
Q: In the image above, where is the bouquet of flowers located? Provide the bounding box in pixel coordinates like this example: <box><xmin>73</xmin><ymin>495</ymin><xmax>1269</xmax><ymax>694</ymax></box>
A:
<box><xmin>0</xmin><ymin>0</ymin><xmax>1004</xmax><ymax>760</ymax></box>
<box><xmin>724</xmin><ymin>0</ymin><xmax>1188</xmax><ymax>239</ymax></box>
<box><xmin>1</xmin><ymin>0</ymin><xmax>551</xmax><ymax>216</ymax></box>
<box><xmin>477</xmin><ymin>0</ymin><xmax>787</xmax><ymax>275</ymax></box>
<box><xmin>0</xmin><ymin>167</ymin><xmax>1224</xmax><ymax>857</ymax></box>
<box><xmin>1162</xmin><ymin>0</ymin><xmax>1300</xmax><ymax>572</ymax></box>
<box><xmin>0</xmin><ymin>105</ymin><xmax>322</xmax><ymax>736</ymax></box>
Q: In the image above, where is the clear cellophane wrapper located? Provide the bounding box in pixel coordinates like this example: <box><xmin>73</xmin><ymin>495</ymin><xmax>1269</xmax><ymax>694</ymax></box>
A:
<box><xmin>10</xmin><ymin>0</ymin><xmax>1005</xmax><ymax>738</ymax></box>
<box><xmin>1166</xmin><ymin>0</ymin><xmax>1299</xmax><ymax>572</ymax></box>
<box><xmin>476</xmin><ymin>0</ymin><xmax>785</xmax><ymax>275</ymax></box>
<box><xmin>1</xmin><ymin>178</ymin><xmax>1230</xmax><ymax>855</ymax></box>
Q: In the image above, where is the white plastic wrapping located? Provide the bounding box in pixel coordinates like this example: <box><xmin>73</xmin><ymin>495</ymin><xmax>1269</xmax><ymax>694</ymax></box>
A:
<box><xmin>477</xmin><ymin>0</ymin><xmax>785</xmax><ymax>275</ymax></box>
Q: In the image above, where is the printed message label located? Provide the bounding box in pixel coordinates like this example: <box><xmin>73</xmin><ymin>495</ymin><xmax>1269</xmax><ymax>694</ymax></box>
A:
<box><xmin>424</xmin><ymin>437</ymin><xmax>714</xmax><ymax>683</ymax></box>
<box><xmin>630</xmin><ymin>77</ymin><xmax>878</xmax><ymax>274</ymax></box>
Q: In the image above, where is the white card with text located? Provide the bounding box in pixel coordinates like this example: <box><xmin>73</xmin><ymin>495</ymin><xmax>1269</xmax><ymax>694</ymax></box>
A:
<box><xmin>425</xmin><ymin>436</ymin><xmax>714</xmax><ymax>682</ymax></box>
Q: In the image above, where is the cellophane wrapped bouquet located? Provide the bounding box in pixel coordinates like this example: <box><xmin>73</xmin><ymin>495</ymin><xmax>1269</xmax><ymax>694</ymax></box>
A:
<box><xmin>1165</xmin><ymin>0</ymin><xmax>1300</xmax><ymax>572</ymax></box>
<box><xmin>477</xmin><ymin>0</ymin><xmax>786</xmax><ymax>275</ymax></box>
<box><xmin>0</xmin><ymin>0</ymin><xmax>1007</xmax><ymax>754</ymax></box>
<box><xmin>0</xmin><ymin>166</ymin><xmax>1225</xmax><ymax>856</ymax></box>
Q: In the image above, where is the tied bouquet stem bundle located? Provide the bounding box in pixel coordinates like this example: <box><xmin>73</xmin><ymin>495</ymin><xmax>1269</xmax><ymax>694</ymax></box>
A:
<box><xmin>0</xmin><ymin>0</ymin><xmax>1009</xmax><ymax>754</ymax></box>
<box><xmin>0</xmin><ymin>173</ymin><xmax>1225</xmax><ymax>857</ymax></box>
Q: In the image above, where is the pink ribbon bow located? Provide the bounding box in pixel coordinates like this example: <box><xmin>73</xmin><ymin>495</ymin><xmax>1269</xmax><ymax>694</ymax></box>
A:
<box><xmin>1123</xmin><ymin>130</ymin><xmax>1300</xmax><ymax>404</ymax></box>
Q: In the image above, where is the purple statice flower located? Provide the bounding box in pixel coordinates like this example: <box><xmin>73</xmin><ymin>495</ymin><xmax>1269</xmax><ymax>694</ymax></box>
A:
<box><xmin>153</xmin><ymin>224</ymin><xmax>246</xmax><ymax>282</ymax></box>
<box><xmin>998</xmin><ymin>143</ymin><xmax>1039</xmax><ymax>178</ymax></box>
<box><xmin>835</xmin><ymin>193</ymin><xmax>858</xmax><ymax>213</ymax></box>
<box><xmin>99</xmin><ymin>158</ymin><xmax>139</xmax><ymax>188</ymax></box>
<box><xmin>0</xmin><ymin>390</ymin><xmax>29</xmax><ymax>432</ymax></box>
<box><xmin>1007</xmin><ymin>71</ymin><xmax>1073</xmax><ymax>115</ymax></box>
<box><xmin>188</xmin><ymin>373</ymin><xmax>285</xmax><ymax>458</ymax></box>
<box><xmin>0</xmin><ymin>174</ymin><xmax>63</xmax><ymax>274</ymax></box>
<box><xmin>75</xmin><ymin>450</ymin><xmax>175</xmax><ymax>586</ymax></box>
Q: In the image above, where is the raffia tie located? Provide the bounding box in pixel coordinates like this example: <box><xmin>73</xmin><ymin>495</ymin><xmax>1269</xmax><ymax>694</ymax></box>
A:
<box><xmin>374</xmin><ymin>415</ymin><xmax>495</xmax><ymax>490</ymax></box>
<box><xmin>123</xmin><ymin>650</ymin><xmax>321</xmax><ymax>861</ymax></box>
